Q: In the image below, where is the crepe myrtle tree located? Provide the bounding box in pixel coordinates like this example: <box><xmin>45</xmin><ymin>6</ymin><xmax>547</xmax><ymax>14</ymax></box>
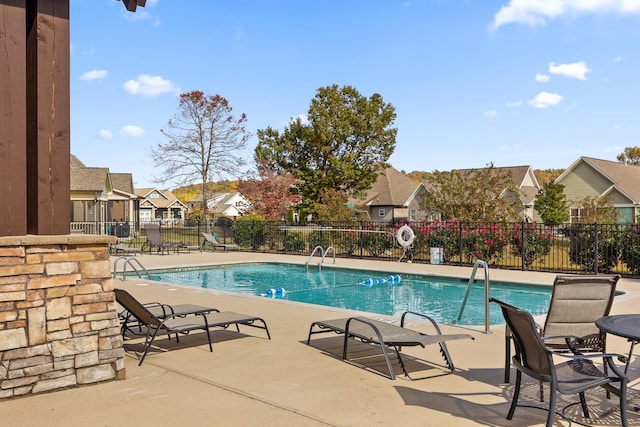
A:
<box><xmin>151</xmin><ymin>91</ymin><xmax>249</xmax><ymax>227</ymax></box>
<box><xmin>254</xmin><ymin>84</ymin><xmax>397</xmax><ymax>217</ymax></box>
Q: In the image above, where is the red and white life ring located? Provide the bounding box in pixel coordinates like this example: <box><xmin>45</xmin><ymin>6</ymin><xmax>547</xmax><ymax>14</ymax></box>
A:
<box><xmin>396</xmin><ymin>225</ymin><xmax>415</xmax><ymax>248</ymax></box>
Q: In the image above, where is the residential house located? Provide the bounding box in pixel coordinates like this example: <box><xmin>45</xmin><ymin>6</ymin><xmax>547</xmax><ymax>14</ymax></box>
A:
<box><xmin>70</xmin><ymin>155</ymin><xmax>140</xmax><ymax>234</ymax></box>
<box><xmin>451</xmin><ymin>165</ymin><xmax>541</xmax><ymax>221</ymax></box>
<box><xmin>187</xmin><ymin>192</ymin><xmax>252</xmax><ymax>218</ymax></box>
<box><xmin>351</xmin><ymin>166</ymin><xmax>429</xmax><ymax>223</ymax></box>
<box><xmin>555</xmin><ymin>156</ymin><xmax>640</xmax><ymax>223</ymax></box>
<box><xmin>135</xmin><ymin>188</ymin><xmax>188</xmax><ymax>223</ymax></box>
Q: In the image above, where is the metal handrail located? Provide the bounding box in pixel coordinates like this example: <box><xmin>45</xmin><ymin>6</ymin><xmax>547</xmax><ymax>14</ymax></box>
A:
<box><xmin>457</xmin><ymin>259</ymin><xmax>491</xmax><ymax>333</ymax></box>
<box><xmin>319</xmin><ymin>246</ymin><xmax>336</xmax><ymax>268</ymax></box>
<box><xmin>112</xmin><ymin>256</ymin><xmax>150</xmax><ymax>281</ymax></box>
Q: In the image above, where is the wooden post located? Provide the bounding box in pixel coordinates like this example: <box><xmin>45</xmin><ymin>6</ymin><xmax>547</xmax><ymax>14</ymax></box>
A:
<box><xmin>0</xmin><ymin>1</ymin><xmax>28</xmax><ymax>236</ymax></box>
<box><xmin>25</xmin><ymin>0</ymin><xmax>70</xmax><ymax>235</ymax></box>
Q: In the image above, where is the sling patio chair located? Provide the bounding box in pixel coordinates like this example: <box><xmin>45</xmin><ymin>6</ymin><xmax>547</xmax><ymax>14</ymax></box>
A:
<box><xmin>110</xmin><ymin>243</ymin><xmax>143</xmax><ymax>256</ymax></box>
<box><xmin>502</xmin><ymin>274</ymin><xmax>620</xmax><ymax>385</ymax></box>
<box><xmin>307</xmin><ymin>311</ymin><xmax>474</xmax><ymax>380</ymax></box>
<box><xmin>201</xmin><ymin>232</ymin><xmax>238</xmax><ymax>251</ymax></box>
<box><xmin>490</xmin><ymin>298</ymin><xmax>628</xmax><ymax>427</ymax></box>
<box><xmin>115</xmin><ymin>288</ymin><xmax>271</xmax><ymax>365</ymax></box>
<box><xmin>141</xmin><ymin>224</ymin><xmax>183</xmax><ymax>254</ymax></box>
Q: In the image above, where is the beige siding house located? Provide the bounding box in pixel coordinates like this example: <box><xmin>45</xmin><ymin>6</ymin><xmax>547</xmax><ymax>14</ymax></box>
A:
<box><xmin>70</xmin><ymin>155</ymin><xmax>140</xmax><ymax>234</ymax></box>
<box><xmin>555</xmin><ymin>156</ymin><xmax>640</xmax><ymax>223</ymax></box>
<box><xmin>351</xmin><ymin>166</ymin><xmax>429</xmax><ymax>223</ymax></box>
<box><xmin>135</xmin><ymin>188</ymin><xmax>188</xmax><ymax>223</ymax></box>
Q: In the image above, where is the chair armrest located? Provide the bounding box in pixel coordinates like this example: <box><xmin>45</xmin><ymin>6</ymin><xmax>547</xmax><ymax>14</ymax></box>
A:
<box><xmin>542</xmin><ymin>335</ymin><xmax>585</xmax><ymax>354</ymax></box>
<box><xmin>400</xmin><ymin>311</ymin><xmax>443</xmax><ymax>334</ymax></box>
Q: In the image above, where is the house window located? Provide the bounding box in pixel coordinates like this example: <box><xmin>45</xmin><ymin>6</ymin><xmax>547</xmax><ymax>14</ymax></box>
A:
<box><xmin>570</xmin><ymin>207</ymin><xmax>581</xmax><ymax>223</ymax></box>
<box><xmin>409</xmin><ymin>209</ymin><xmax>417</xmax><ymax>221</ymax></box>
<box><xmin>149</xmin><ymin>192</ymin><xmax>160</xmax><ymax>199</ymax></box>
<box><xmin>378</xmin><ymin>209</ymin><xmax>385</xmax><ymax>217</ymax></box>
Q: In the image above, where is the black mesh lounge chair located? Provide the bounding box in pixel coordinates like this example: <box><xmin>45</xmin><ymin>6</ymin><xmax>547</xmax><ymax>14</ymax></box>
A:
<box><xmin>110</xmin><ymin>243</ymin><xmax>143</xmax><ymax>256</ymax></box>
<box><xmin>141</xmin><ymin>224</ymin><xmax>182</xmax><ymax>254</ymax></box>
<box><xmin>201</xmin><ymin>232</ymin><xmax>238</xmax><ymax>251</ymax></box>
<box><xmin>307</xmin><ymin>311</ymin><xmax>474</xmax><ymax>380</ymax></box>
<box><xmin>490</xmin><ymin>298</ymin><xmax>628</xmax><ymax>427</ymax></box>
<box><xmin>502</xmin><ymin>274</ymin><xmax>619</xmax><ymax>384</ymax></box>
<box><xmin>115</xmin><ymin>289</ymin><xmax>271</xmax><ymax>365</ymax></box>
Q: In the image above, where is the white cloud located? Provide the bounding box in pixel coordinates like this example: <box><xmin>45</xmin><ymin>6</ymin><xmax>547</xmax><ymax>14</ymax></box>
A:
<box><xmin>549</xmin><ymin>61</ymin><xmax>591</xmax><ymax>80</ymax></box>
<box><xmin>528</xmin><ymin>91</ymin><xmax>564</xmax><ymax>108</ymax></box>
<box><xmin>120</xmin><ymin>125</ymin><xmax>146</xmax><ymax>137</ymax></box>
<box><xmin>484</xmin><ymin>110</ymin><xmax>497</xmax><ymax>118</ymax></box>
<box><xmin>80</xmin><ymin>69</ymin><xmax>108</xmax><ymax>81</ymax></box>
<box><xmin>123</xmin><ymin>74</ymin><xmax>178</xmax><ymax>97</ymax></box>
<box><xmin>614</xmin><ymin>55</ymin><xmax>624</xmax><ymax>62</ymax></box>
<box><xmin>98</xmin><ymin>129</ymin><xmax>113</xmax><ymax>139</ymax></box>
<box><xmin>535</xmin><ymin>73</ymin><xmax>550</xmax><ymax>83</ymax></box>
<box><xmin>491</xmin><ymin>0</ymin><xmax>640</xmax><ymax>30</ymax></box>
<box><xmin>506</xmin><ymin>100</ymin><xmax>523</xmax><ymax>108</ymax></box>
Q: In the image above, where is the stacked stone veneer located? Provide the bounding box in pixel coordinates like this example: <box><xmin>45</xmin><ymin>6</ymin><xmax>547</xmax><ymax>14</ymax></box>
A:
<box><xmin>0</xmin><ymin>235</ymin><xmax>124</xmax><ymax>398</ymax></box>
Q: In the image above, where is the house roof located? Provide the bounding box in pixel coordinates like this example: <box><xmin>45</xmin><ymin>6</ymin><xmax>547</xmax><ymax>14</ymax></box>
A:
<box><xmin>70</xmin><ymin>154</ymin><xmax>86</xmax><ymax>168</ymax></box>
<box><xmin>136</xmin><ymin>188</ymin><xmax>186</xmax><ymax>209</ymax></box>
<box><xmin>70</xmin><ymin>167</ymin><xmax>110</xmax><ymax>192</ymax></box>
<box><xmin>353</xmin><ymin>166</ymin><xmax>419</xmax><ymax>208</ymax></box>
<box><xmin>110</xmin><ymin>173</ymin><xmax>135</xmax><ymax>195</ymax></box>
<box><xmin>556</xmin><ymin>156</ymin><xmax>640</xmax><ymax>202</ymax></box>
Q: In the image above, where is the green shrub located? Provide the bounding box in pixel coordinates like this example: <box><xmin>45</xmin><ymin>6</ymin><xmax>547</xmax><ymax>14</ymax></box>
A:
<box><xmin>283</xmin><ymin>232</ymin><xmax>305</xmax><ymax>252</ymax></box>
<box><xmin>509</xmin><ymin>222</ymin><xmax>554</xmax><ymax>268</ymax></box>
<box><xmin>233</xmin><ymin>214</ymin><xmax>264</xmax><ymax>249</ymax></box>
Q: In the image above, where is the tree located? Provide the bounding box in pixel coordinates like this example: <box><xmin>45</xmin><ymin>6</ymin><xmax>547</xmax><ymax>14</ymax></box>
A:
<box><xmin>313</xmin><ymin>189</ymin><xmax>356</xmax><ymax>221</ymax></box>
<box><xmin>254</xmin><ymin>85</ymin><xmax>397</xmax><ymax>215</ymax></box>
<box><xmin>534</xmin><ymin>181</ymin><xmax>569</xmax><ymax>225</ymax></box>
<box><xmin>151</xmin><ymin>91</ymin><xmax>249</xmax><ymax>224</ymax></box>
<box><xmin>236</xmin><ymin>161</ymin><xmax>301</xmax><ymax>219</ymax></box>
<box><xmin>616</xmin><ymin>146</ymin><xmax>640</xmax><ymax>165</ymax></box>
<box><xmin>420</xmin><ymin>164</ymin><xmax>522</xmax><ymax>222</ymax></box>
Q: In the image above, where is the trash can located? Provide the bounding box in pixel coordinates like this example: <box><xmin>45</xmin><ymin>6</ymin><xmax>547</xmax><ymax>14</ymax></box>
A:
<box><xmin>430</xmin><ymin>247</ymin><xmax>443</xmax><ymax>265</ymax></box>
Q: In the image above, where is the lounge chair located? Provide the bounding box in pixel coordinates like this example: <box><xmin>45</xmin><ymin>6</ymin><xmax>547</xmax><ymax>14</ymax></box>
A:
<box><xmin>490</xmin><ymin>298</ymin><xmax>628</xmax><ymax>427</ymax></box>
<box><xmin>141</xmin><ymin>224</ymin><xmax>183</xmax><ymax>254</ymax></box>
<box><xmin>115</xmin><ymin>288</ymin><xmax>271</xmax><ymax>365</ymax></box>
<box><xmin>502</xmin><ymin>274</ymin><xmax>619</xmax><ymax>384</ymax></box>
<box><xmin>201</xmin><ymin>232</ymin><xmax>238</xmax><ymax>251</ymax></box>
<box><xmin>306</xmin><ymin>311</ymin><xmax>473</xmax><ymax>379</ymax></box>
<box><xmin>110</xmin><ymin>243</ymin><xmax>143</xmax><ymax>256</ymax></box>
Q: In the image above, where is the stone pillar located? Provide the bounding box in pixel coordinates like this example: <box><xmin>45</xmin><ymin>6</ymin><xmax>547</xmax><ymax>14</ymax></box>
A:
<box><xmin>0</xmin><ymin>235</ymin><xmax>124</xmax><ymax>398</ymax></box>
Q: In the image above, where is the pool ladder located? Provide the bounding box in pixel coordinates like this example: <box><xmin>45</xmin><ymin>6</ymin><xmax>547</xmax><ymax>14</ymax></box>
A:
<box><xmin>112</xmin><ymin>256</ymin><xmax>151</xmax><ymax>281</ymax></box>
<box><xmin>306</xmin><ymin>246</ymin><xmax>335</xmax><ymax>271</ymax></box>
<box><xmin>457</xmin><ymin>260</ymin><xmax>491</xmax><ymax>333</ymax></box>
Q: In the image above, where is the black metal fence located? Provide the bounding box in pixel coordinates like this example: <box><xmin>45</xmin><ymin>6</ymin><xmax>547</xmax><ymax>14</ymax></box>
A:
<box><xmin>89</xmin><ymin>219</ymin><xmax>640</xmax><ymax>278</ymax></box>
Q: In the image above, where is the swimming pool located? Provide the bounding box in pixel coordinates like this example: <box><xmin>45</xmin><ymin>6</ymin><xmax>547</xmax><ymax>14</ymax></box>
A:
<box><xmin>147</xmin><ymin>263</ymin><xmax>552</xmax><ymax>326</ymax></box>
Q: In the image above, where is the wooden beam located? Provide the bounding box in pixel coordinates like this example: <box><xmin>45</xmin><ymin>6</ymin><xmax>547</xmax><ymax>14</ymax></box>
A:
<box><xmin>122</xmin><ymin>0</ymin><xmax>146</xmax><ymax>12</ymax></box>
<box><xmin>25</xmin><ymin>0</ymin><xmax>70</xmax><ymax>235</ymax></box>
<box><xmin>0</xmin><ymin>1</ymin><xmax>28</xmax><ymax>236</ymax></box>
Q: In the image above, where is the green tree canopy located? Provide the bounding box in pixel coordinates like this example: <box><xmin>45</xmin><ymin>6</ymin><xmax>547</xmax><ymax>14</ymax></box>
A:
<box><xmin>534</xmin><ymin>181</ymin><xmax>569</xmax><ymax>225</ymax></box>
<box><xmin>616</xmin><ymin>146</ymin><xmax>640</xmax><ymax>165</ymax></box>
<box><xmin>420</xmin><ymin>164</ymin><xmax>522</xmax><ymax>222</ymax></box>
<box><xmin>254</xmin><ymin>85</ymin><xmax>397</xmax><ymax>214</ymax></box>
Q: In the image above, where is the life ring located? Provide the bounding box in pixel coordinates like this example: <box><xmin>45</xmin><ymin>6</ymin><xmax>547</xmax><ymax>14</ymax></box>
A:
<box><xmin>396</xmin><ymin>225</ymin><xmax>415</xmax><ymax>248</ymax></box>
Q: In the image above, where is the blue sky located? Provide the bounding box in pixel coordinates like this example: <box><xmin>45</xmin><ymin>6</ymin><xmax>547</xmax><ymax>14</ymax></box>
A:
<box><xmin>70</xmin><ymin>0</ymin><xmax>640</xmax><ymax>189</ymax></box>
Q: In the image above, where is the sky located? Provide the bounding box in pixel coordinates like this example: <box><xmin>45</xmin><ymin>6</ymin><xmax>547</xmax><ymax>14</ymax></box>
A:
<box><xmin>70</xmin><ymin>0</ymin><xmax>640</xmax><ymax>189</ymax></box>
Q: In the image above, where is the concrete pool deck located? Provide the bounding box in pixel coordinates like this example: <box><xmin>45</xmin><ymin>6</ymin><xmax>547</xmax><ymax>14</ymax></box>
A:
<box><xmin>2</xmin><ymin>251</ymin><xmax>640</xmax><ymax>426</ymax></box>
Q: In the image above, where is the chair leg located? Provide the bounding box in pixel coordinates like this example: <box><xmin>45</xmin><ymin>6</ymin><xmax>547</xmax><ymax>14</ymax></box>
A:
<box><xmin>546</xmin><ymin>386</ymin><xmax>557</xmax><ymax>427</ymax></box>
<box><xmin>579</xmin><ymin>391</ymin><xmax>590</xmax><ymax>419</ymax></box>
<box><xmin>504</xmin><ymin>332</ymin><xmax>511</xmax><ymax>383</ymax></box>
<box><xmin>507</xmin><ymin>370</ymin><xmax>522</xmax><ymax>420</ymax></box>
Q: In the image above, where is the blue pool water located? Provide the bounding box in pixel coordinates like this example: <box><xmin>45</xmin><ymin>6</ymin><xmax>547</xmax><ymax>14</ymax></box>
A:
<box><xmin>147</xmin><ymin>263</ymin><xmax>552</xmax><ymax>326</ymax></box>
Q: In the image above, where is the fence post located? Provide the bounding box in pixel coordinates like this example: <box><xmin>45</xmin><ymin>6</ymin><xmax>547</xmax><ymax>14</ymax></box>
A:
<box><xmin>359</xmin><ymin>221</ymin><xmax>364</xmax><ymax>258</ymax></box>
<box><xmin>520</xmin><ymin>222</ymin><xmax>526</xmax><ymax>271</ymax></box>
<box><xmin>594</xmin><ymin>222</ymin><xmax>599</xmax><ymax>274</ymax></box>
<box><xmin>458</xmin><ymin>221</ymin><xmax>463</xmax><ymax>265</ymax></box>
